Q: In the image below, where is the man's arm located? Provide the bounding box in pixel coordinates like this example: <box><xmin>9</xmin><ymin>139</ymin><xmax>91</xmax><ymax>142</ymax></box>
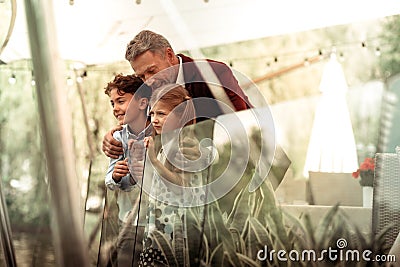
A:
<box><xmin>216</xmin><ymin>64</ymin><xmax>253</xmax><ymax>111</ymax></box>
<box><xmin>102</xmin><ymin>125</ymin><xmax>124</xmax><ymax>159</ymax></box>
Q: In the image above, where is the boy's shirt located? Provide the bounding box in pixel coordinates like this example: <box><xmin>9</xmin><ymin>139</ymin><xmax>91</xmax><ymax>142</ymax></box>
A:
<box><xmin>105</xmin><ymin>123</ymin><xmax>153</xmax><ymax>191</ymax></box>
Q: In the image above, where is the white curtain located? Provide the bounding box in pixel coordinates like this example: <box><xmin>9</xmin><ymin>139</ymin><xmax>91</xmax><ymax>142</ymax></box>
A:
<box><xmin>303</xmin><ymin>53</ymin><xmax>358</xmax><ymax>176</ymax></box>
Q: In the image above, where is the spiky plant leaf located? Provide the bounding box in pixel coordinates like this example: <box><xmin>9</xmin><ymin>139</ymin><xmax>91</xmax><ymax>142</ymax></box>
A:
<box><xmin>228</xmin><ymin>188</ymin><xmax>244</xmax><ymax>223</ymax></box>
<box><xmin>236</xmin><ymin>253</ymin><xmax>260</xmax><ymax>267</ymax></box>
<box><xmin>150</xmin><ymin>230</ymin><xmax>178</xmax><ymax>266</ymax></box>
<box><xmin>230</xmin><ymin>186</ymin><xmax>251</xmax><ymax>231</ymax></box>
<box><xmin>204</xmin><ymin>204</ymin><xmax>219</xmax><ymax>249</ymax></box>
<box><xmin>257</xmin><ymin>181</ymin><xmax>279</xmax><ymax>225</ymax></box>
<box><xmin>210</xmin><ymin>243</ymin><xmax>224</xmax><ymax>267</ymax></box>
<box><xmin>186</xmin><ymin>207</ymin><xmax>203</xmax><ymax>266</ymax></box>
<box><xmin>302</xmin><ymin>213</ymin><xmax>317</xmax><ymax>249</ymax></box>
<box><xmin>211</xmin><ymin>205</ymin><xmax>243</xmax><ymax>267</ymax></box>
<box><xmin>230</xmin><ymin>228</ymin><xmax>246</xmax><ymax>254</ymax></box>
<box><xmin>269</xmin><ymin>208</ymin><xmax>291</xmax><ymax>251</ymax></box>
<box><xmin>315</xmin><ymin>204</ymin><xmax>340</xmax><ymax>248</ymax></box>
<box><xmin>173</xmin><ymin>212</ymin><xmax>185</xmax><ymax>266</ymax></box>
<box><xmin>246</xmin><ymin>217</ymin><xmax>259</xmax><ymax>260</ymax></box>
<box><xmin>282</xmin><ymin>210</ymin><xmax>309</xmax><ymax>250</ymax></box>
<box><xmin>249</xmin><ymin>217</ymin><xmax>274</xmax><ymax>249</ymax></box>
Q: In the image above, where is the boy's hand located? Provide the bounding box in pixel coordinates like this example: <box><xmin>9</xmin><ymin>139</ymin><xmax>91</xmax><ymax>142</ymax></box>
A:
<box><xmin>112</xmin><ymin>159</ymin><xmax>129</xmax><ymax>182</ymax></box>
<box><xmin>102</xmin><ymin>125</ymin><xmax>123</xmax><ymax>159</ymax></box>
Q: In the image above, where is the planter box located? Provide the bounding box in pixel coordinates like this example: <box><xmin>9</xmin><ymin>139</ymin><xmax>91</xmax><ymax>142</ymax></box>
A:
<box><xmin>308</xmin><ymin>172</ymin><xmax>362</xmax><ymax>206</ymax></box>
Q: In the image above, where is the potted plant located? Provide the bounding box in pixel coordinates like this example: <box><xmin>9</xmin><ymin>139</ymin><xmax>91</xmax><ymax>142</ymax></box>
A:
<box><xmin>352</xmin><ymin>157</ymin><xmax>375</xmax><ymax>207</ymax></box>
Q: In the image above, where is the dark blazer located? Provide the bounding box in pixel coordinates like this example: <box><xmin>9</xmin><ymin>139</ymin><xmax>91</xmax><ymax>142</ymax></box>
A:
<box><xmin>178</xmin><ymin>54</ymin><xmax>253</xmax><ymax>119</ymax></box>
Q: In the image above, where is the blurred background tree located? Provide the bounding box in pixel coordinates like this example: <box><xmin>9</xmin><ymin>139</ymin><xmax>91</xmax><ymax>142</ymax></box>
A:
<box><xmin>379</xmin><ymin>15</ymin><xmax>400</xmax><ymax>78</ymax></box>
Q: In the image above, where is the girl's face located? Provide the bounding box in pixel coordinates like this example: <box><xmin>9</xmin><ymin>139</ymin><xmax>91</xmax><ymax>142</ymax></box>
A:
<box><xmin>109</xmin><ymin>88</ymin><xmax>134</xmax><ymax>125</ymax></box>
<box><xmin>149</xmin><ymin>101</ymin><xmax>180</xmax><ymax>135</ymax></box>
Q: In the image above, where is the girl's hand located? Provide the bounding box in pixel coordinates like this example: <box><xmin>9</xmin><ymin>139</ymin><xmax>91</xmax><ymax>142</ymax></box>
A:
<box><xmin>144</xmin><ymin>137</ymin><xmax>157</xmax><ymax>164</ymax></box>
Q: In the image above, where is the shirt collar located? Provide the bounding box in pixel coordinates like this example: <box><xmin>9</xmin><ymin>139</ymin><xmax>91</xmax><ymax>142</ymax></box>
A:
<box><xmin>125</xmin><ymin>122</ymin><xmax>153</xmax><ymax>141</ymax></box>
<box><xmin>176</xmin><ymin>55</ymin><xmax>185</xmax><ymax>85</ymax></box>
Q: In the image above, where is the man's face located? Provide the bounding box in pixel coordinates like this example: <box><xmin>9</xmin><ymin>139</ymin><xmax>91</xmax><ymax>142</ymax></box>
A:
<box><xmin>130</xmin><ymin>49</ymin><xmax>178</xmax><ymax>90</ymax></box>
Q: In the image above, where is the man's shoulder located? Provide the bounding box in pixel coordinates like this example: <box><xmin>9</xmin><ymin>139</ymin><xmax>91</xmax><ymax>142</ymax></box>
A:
<box><xmin>178</xmin><ymin>53</ymin><xmax>228</xmax><ymax>68</ymax></box>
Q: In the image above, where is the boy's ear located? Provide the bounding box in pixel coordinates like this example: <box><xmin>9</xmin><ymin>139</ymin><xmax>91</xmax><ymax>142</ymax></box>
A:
<box><xmin>139</xmin><ymin>98</ymin><xmax>149</xmax><ymax>110</ymax></box>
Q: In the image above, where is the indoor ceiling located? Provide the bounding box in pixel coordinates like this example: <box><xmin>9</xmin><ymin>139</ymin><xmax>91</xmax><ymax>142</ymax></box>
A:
<box><xmin>1</xmin><ymin>0</ymin><xmax>400</xmax><ymax>65</ymax></box>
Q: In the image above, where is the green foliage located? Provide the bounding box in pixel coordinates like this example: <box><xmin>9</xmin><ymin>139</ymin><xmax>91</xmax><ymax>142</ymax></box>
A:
<box><xmin>149</xmin><ymin>178</ymin><xmax>389</xmax><ymax>266</ymax></box>
<box><xmin>379</xmin><ymin>15</ymin><xmax>400</xmax><ymax>78</ymax></box>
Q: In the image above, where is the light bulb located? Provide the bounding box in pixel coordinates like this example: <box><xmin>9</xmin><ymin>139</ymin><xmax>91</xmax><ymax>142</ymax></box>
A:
<box><xmin>8</xmin><ymin>74</ymin><xmax>16</xmax><ymax>85</ymax></box>
<box><xmin>375</xmin><ymin>47</ymin><xmax>381</xmax><ymax>57</ymax></box>
<box><xmin>67</xmin><ymin>76</ymin><xmax>74</xmax><ymax>86</ymax></box>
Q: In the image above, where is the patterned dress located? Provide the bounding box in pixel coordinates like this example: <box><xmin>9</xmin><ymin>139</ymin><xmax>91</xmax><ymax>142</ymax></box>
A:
<box><xmin>139</xmin><ymin>138</ymin><xmax>205</xmax><ymax>266</ymax></box>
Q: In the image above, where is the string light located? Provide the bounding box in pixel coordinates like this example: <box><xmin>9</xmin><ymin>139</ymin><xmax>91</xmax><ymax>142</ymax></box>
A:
<box><xmin>375</xmin><ymin>47</ymin><xmax>381</xmax><ymax>56</ymax></box>
<box><xmin>66</xmin><ymin>76</ymin><xmax>73</xmax><ymax>86</ymax></box>
<box><xmin>339</xmin><ymin>52</ymin><xmax>345</xmax><ymax>62</ymax></box>
<box><xmin>31</xmin><ymin>70</ymin><xmax>35</xmax><ymax>86</ymax></box>
<box><xmin>361</xmin><ymin>41</ymin><xmax>367</xmax><ymax>49</ymax></box>
<box><xmin>8</xmin><ymin>73</ymin><xmax>16</xmax><ymax>85</ymax></box>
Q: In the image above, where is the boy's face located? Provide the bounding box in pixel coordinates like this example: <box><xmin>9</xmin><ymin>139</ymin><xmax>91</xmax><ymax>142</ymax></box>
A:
<box><xmin>109</xmin><ymin>88</ymin><xmax>134</xmax><ymax>125</ymax></box>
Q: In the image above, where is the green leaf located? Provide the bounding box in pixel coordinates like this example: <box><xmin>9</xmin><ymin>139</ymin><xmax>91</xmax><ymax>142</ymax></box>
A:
<box><xmin>186</xmin><ymin>207</ymin><xmax>203</xmax><ymax>266</ymax></box>
<box><xmin>302</xmin><ymin>213</ymin><xmax>316</xmax><ymax>249</ymax></box>
<box><xmin>236</xmin><ymin>253</ymin><xmax>260</xmax><ymax>267</ymax></box>
<box><xmin>150</xmin><ymin>230</ymin><xmax>178</xmax><ymax>267</ymax></box>
<box><xmin>315</xmin><ymin>204</ymin><xmax>340</xmax><ymax>248</ymax></box>
<box><xmin>230</xmin><ymin>187</ymin><xmax>250</xmax><ymax>231</ymax></box>
<box><xmin>212</xmin><ymin>205</ymin><xmax>243</xmax><ymax>267</ymax></box>
<box><xmin>173</xmin><ymin>212</ymin><xmax>186</xmax><ymax>266</ymax></box>
<box><xmin>210</xmin><ymin>243</ymin><xmax>224</xmax><ymax>267</ymax></box>
<box><xmin>249</xmin><ymin>217</ymin><xmax>274</xmax><ymax>249</ymax></box>
<box><xmin>230</xmin><ymin>228</ymin><xmax>246</xmax><ymax>254</ymax></box>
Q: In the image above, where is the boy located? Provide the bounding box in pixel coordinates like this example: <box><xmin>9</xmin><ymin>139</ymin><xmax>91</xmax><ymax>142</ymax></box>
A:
<box><xmin>104</xmin><ymin>73</ymin><xmax>152</xmax><ymax>266</ymax></box>
<box><xmin>104</xmin><ymin>73</ymin><xmax>152</xmax><ymax>191</ymax></box>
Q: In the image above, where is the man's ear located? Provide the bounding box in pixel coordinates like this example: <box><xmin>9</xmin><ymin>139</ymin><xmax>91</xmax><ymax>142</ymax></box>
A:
<box><xmin>139</xmin><ymin>98</ymin><xmax>149</xmax><ymax>110</ymax></box>
<box><xmin>165</xmin><ymin>47</ymin><xmax>177</xmax><ymax>64</ymax></box>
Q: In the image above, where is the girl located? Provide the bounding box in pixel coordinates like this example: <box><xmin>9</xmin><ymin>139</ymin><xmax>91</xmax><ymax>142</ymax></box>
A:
<box><xmin>139</xmin><ymin>84</ymin><xmax>205</xmax><ymax>266</ymax></box>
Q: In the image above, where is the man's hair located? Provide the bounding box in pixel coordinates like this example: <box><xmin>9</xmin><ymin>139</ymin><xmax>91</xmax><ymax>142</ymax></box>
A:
<box><xmin>125</xmin><ymin>30</ymin><xmax>173</xmax><ymax>62</ymax></box>
<box><xmin>104</xmin><ymin>73</ymin><xmax>152</xmax><ymax>100</ymax></box>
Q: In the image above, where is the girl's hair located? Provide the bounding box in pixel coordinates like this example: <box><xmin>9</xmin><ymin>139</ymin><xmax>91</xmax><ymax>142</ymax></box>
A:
<box><xmin>104</xmin><ymin>73</ymin><xmax>152</xmax><ymax>100</ymax></box>
<box><xmin>151</xmin><ymin>84</ymin><xmax>197</xmax><ymax>176</ymax></box>
<box><xmin>150</xmin><ymin>84</ymin><xmax>196</xmax><ymax>129</ymax></box>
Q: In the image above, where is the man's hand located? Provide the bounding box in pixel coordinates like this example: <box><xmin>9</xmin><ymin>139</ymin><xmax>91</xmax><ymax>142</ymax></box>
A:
<box><xmin>178</xmin><ymin>136</ymin><xmax>201</xmax><ymax>161</ymax></box>
<box><xmin>102</xmin><ymin>125</ymin><xmax>123</xmax><ymax>159</ymax></box>
<box><xmin>128</xmin><ymin>140</ymin><xmax>146</xmax><ymax>183</ymax></box>
<box><xmin>112</xmin><ymin>159</ymin><xmax>129</xmax><ymax>182</ymax></box>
